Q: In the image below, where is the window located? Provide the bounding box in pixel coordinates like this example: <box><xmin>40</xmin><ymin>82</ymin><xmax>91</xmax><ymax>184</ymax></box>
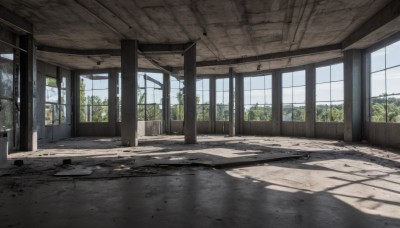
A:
<box><xmin>196</xmin><ymin>78</ymin><xmax>210</xmax><ymax>121</ymax></box>
<box><xmin>45</xmin><ymin>77</ymin><xmax>59</xmax><ymax>125</ymax></box>
<box><xmin>143</xmin><ymin>73</ymin><xmax>163</xmax><ymax>121</ymax></box>
<box><xmin>216</xmin><ymin>78</ymin><xmax>229</xmax><ymax>121</ymax></box>
<box><xmin>282</xmin><ymin>70</ymin><xmax>306</xmax><ymax>122</ymax></box>
<box><xmin>60</xmin><ymin>76</ymin><xmax>67</xmax><ymax>124</ymax></box>
<box><xmin>118</xmin><ymin>72</ymin><xmax>164</xmax><ymax>121</ymax></box>
<box><xmin>80</xmin><ymin>74</ymin><xmax>109</xmax><ymax>122</ymax></box>
<box><xmin>244</xmin><ymin>75</ymin><xmax>272</xmax><ymax>121</ymax></box>
<box><xmin>370</xmin><ymin>41</ymin><xmax>400</xmax><ymax>123</ymax></box>
<box><xmin>170</xmin><ymin>76</ymin><xmax>184</xmax><ymax>121</ymax></box>
<box><xmin>315</xmin><ymin>63</ymin><xmax>344</xmax><ymax>122</ymax></box>
<box><xmin>0</xmin><ymin>50</ymin><xmax>14</xmax><ymax>132</ymax></box>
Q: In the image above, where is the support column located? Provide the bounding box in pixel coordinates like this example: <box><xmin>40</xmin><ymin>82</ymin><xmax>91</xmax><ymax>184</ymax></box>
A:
<box><xmin>235</xmin><ymin>74</ymin><xmax>242</xmax><ymax>135</ymax></box>
<box><xmin>210</xmin><ymin>77</ymin><xmax>216</xmax><ymax>133</ymax></box>
<box><xmin>163</xmin><ymin>73</ymin><xmax>171</xmax><ymax>134</ymax></box>
<box><xmin>229</xmin><ymin>68</ymin><xmax>235</xmax><ymax>136</ymax></box>
<box><xmin>305</xmin><ymin>64</ymin><xmax>315</xmax><ymax>138</ymax></box>
<box><xmin>109</xmin><ymin>69</ymin><xmax>118</xmax><ymax>135</ymax></box>
<box><xmin>344</xmin><ymin>50</ymin><xmax>362</xmax><ymax>142</ymax></box>
<box><xmin>71</xmin><ymin>70</ymin><xmax>79</xmax><ymax>137</ymax></box>
<box><xmin>121</xmin><ymin>40</ymin><xmax>138</xmax><ymax>146</ymax></box>
<box><xmin>184</xmin><ymin>43</ymin><xmax>197</xmax><ymax>144</ymax></box>
<box><xmin>272</xmin><ymin>70</ymin><xmax>282</xmax><ymax>135</ymax></box>
<box><xmin>20</xmin><ymin>35</ymin><xmax>37</xmax><ymax>151</ymax></box>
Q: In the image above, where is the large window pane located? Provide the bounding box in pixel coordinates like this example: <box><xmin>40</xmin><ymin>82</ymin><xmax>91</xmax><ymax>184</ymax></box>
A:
<box><xmin>80</xmin><ymin>74</ymin><xmax>109</xmax><ymax>123</ymax></box>
<box><xmin>282</xmin><ymin>104</ymin><xmax>292</xmax><ymax>121</ymax></box>
<box><xmin>282</xmin><ymin>73</ymin><xmax>292</xmax><ymax>87</ymax></box>
<box><xmin>387</xmin><ymin>95</ymin><xmax>400</xmax><ymax>123</ymax></box>
<box><xmin>0</xmin><ymin>99</ymin><xmax>13</xmax><ymax>132</ymax></box>
<box><xmin>386</xmin><ymin>41</ymin><xmax>400</xmax><ymax>69</ymax></box>
<box><xmin>316</xmin><ymin>66</ymin><xmax>330</xmax><ymax>83</ymax></box>
<box><xmin>282</xmin><ymin>88</ymin><xmax>292</xmax><ymax>103</ymax></box>
<box><xmin>316</xmin><ymin>102</ymin><xmax>330</xmax><ymax>122</ymax></box>
<box><xmin>371</xmin><ymin>97</ymin><xmax>386</xmax><ymax>122</ymax></box>
<box><xmin>293</xmin><ymin>70</ymin><xmax>305</xmax><ymax>86</ymax></box>
<box><xmin>316</xmin><ymin>83</ymin><xmax>330</xmax><ymax>102</ymax></box>
<box><xmin>331</xmin><ymin>101</ymin><xmax>344</xmax><ymax>122</ymax></box>
<box><xmin>331</xmin><ymin>81</ymin><xmax>344</xmax><ymax>101</ymax></box>
<box><xmin>371</xmin><ymin>71</ymin><xmax>386</xmax><ymax>97</ymax></box>
<box><xmin>0</xmin><ymin>55</ymin><xmax>13</xmax><ymax>98</ymax></box>
<box><xmin>293</xmin><ymin>86</ymin><xmax>305</xmax><ymax>104</ymax></box>
<box><xmin>371</xmin><ymin>48</ymin><xmax>385</xmax><ymax>73</ymax></box>
<box><xmin>386</xmin><ymin>66</ymin><xmax>400</xmax><ymax>95</ymax></box>
<box><xmin>293</xmin><ymin>104</ymin><xmax>305</xmax><ymax>122</ymax></box>
<box><xmin>331</xmin><ymin>63</ymin><xmax>344</xmax><ymax>81</ymax></box>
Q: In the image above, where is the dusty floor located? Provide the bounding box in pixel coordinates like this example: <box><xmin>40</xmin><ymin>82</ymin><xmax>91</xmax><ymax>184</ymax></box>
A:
<box><xmin>1</xmin><ymin>135</ymin><xmax>400</xmax><ymax>227</ymax></box>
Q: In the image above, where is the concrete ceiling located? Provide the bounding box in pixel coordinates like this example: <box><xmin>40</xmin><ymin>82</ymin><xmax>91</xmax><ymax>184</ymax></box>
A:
<box><xmin>0</xmin><ymin>0</ymin><xmax>396</xmax><ymax>74</ymax></box>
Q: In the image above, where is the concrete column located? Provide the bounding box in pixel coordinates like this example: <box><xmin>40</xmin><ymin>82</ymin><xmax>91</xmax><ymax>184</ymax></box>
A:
<box><xmin>272</xmin><ymin>70</ymin><xmax>282</xmax><ymax>135</ymax></box>
<box><xmin>210</xmin><ymin>77</ymin><xmax>216</xmax><ymax>133</ymax></box>
<box><xmin>229</xmin><ymin>68</ymin><xmax>235</xmax><ymax>136</ymax></box>
<box><xmin>19</xmin><ymin>35</ymin><xmax>37</xmax><ymax>151</ymax></box>
<box><xmin>163</xmin><ymin>73</ymin><xmax>171</xmax><ymax>134</ymax></box>
<box><xmin>305</xmin><ymin>64</ymin><xmax>315</xmax><ymax>138</ymax></box>
<box><xmin>235</xmin><ymin>74</ymin><xmax>242</xmax><ymax>135</ymax></box>
<box><xmin>344</xmin><ymin>50</ymin><xmax>362</xmax><ymax>142</ymax></box>
<box><xmin>109</xmin><ymin>69</ymin><xmax>118</xmax><ymax>135</ymax></box>
<box><xmin>121</xmin><ymin>40</ymin><xmax>138</xmax><ymax>147</ymax></box>
<box><xmin>184</xmin><ymin>43</ymin><xmax>197</xmax><ymax>144</ymax></box>
<box><xmin>71</xmin><ymin>70</ymin><xmax>79</xmax><ymax>137</ymax></box>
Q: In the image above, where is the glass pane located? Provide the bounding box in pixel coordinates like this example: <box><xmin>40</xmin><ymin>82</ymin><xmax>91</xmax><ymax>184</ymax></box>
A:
<box><xmin>293</xmin><ymin>70</ymin><xmax>305</xmax><ymax>86</ymax></box>
<box><xmin>46</xmin><ymin>77</ymin><xmax>58</xmax><ymax>103</ymax></box>
<box><xmin>216</xmin><ymin>91</ymin><xmax>224</xmax><ymax>104</ymax></box>
<box><xmin>282</xmin><ymin>73</ymin><xmax>292</xmax><ymax>87</ymax></box>
<box><xmin>265</xmin><ymin>75</ymin><xmax>272</xmax><ymax>89</ymax></box>
<box><xmin>293</xmin><ymin>104</ymin><xmax>306</xmax><ymax>122</ymax></box>
<box><xmin>316</xmin><ymin>83</ymin><xmax>330</xmax><ymax>102</ymax></box>
<box><xmin>386</xmin><ymin>41</ymin><xmax>400</xmax><ymax>68</ymax></box>
<box><xmin>331</xmin><ymin>63</ymin><xmax>344</xmax><ymax>81</ymax></box>
<box><xmin>53</xmin><ymin>104</ymin><xmax>60</xmax><ymax>125</ymax></box>
<box><xmin>0</xmin><ymin>99</ymin><xmax>13</xmax><ymax>131</ymax></box>
<box><xmin>223</xmin><ymin>78</ymin><xmax>229</xmax><ymax>91</ymax></box>
<box><xmin>92</xmin><ymin>75</ymin><xmax>108</xmax><ymax>89</ymax></box>
<box><xmin>251</xmin><ymin>90</ymin><xmax>264</xmax><ymax>105</ymax></box>
<box><xmin>331</xmin><ymin>81</ymin><xmax>344</xmax><ymax>101</ymax></box>
<box><xmin>0</xmin><ymin>57</ymin><xmax>13</xmax><ymax>98</ymax></box>
<box><xmin>371</xmin><ymin>97</ymin><xmax>386</xmax><ymax>122</ymax></box>
<box><xmin>223</xmin><ymin>91</ymin><xmax>229</xmax><ymax>105</ymax></box>
<box><xmin>371</xmin><ymin>48</ymin><xmax>385</xmax><ymax>72</ymax></box>
<box><xmin>92</xmin><ymin>89</ymin><xmax>108</xmax><ymax>105</ymax></box>
<box><xmin>331</xmin><ymin>101</ymin><xmax>344</xmax><ymax>122</ymax></box>
<box><xmin>146</xmin><ymin>104</ymin><xmax>162</xmax><ymax>120</ymax></box>
<box><xmin>387</xmin><ymin>95</ymin><xmax>400</xmax><ymax>123</ymax></box>
<box><xmin>196</xmin><ymin>79</ymin><xmax>203</xmax><ymax>90</ymax></box>
<box><xmin>293</xmin><ymin>86</ymin><xmax>305</xmax><ymax>104</ymax></box>
<box><xmin>244</xmin><ymin>77</ymin><xmax>251</xmax><ymax>91</ymax></box>
<box><xmin>138</xmin><ymin>104</ymin><xmax>145</xmax><ymax>121</ymax></box>
<box><xmin>216</xmin><ymin>79</ymin><xmax>224</xmax><ymax>91</ymax></box>
<box><xmin>265</xmin><ymin>89</ymin><xmax>272</xmax><ymax>104</ymax></box>
<box><xmin>316</xmin><ymin>66</ymin><xmax>330</xmax><ymax>84</ymax></box>
<box><xmin>61</xmin><ymin>90</ymin><xmax>67</xmax><ymax>104</ymax></box>
<box><xmin>146</xmin><ymin>88</ymin><xmax>155</xmax><ymax>103</ymax></box>
<box><xmin>80</xmin><ymin>105</ymin><xmax>89</xmax><ymax>122</ymax></box>
<box><xmin>61</xmin><ymin>77</ymin><xmax>67</xmax><ymax>89</ymax></box>
<box><xmin>251</xmin><ymin>76</ymin><xmax>264</xmax><ymax>90</ymax></box>
<box><xmin>282</xmin><ymin>104</ymin><xmax>292</xmax><ymax>121</ymax></box>
<box><xmin>371</xmin><ymin>71</ymin><xmax>386</xmax><ymax>97</ymax></box>
<box><xmin>80</xmin><ymin>75</ymin><xmax>93</xmax><ymax>91</ymax></box>
<box><xmin>386</xmin><ymin>66</ymin><xmax>400</xmax><ymax>95</ymax></box>
<box><xmin>244</xmin><ymin>90</ymin><xmax>251</xmax><ymax>105</ymax></box>
<box><xmin>216</xmin><ymin>105</ymin><xmax>229</xmax><ymax>121</ymax></box>
<box><xmin>316</xmin><ymin>102</ymin><xmax>330</xmax><ymax>122</ymax></box>
<box><xmin>60</xmin><ymin>105</ymin><xmax>67</xmax><ymax>124</ymax></box>
<box><xmin>92</xmin><ymin>105</ymin><xmax>108</xmax><ymax>122</ymax></box>
<box><xmin>244</xmin><ymin>105</ymin><xmax>251</xmax><ymax>121</ymax></box>
<box><xmin>171</xmin><ymin>104</ymin><xmax>184</xmax><ymax>120</ymax></box>
<box><xmin>282</xmin><ymin>88</ymin><xmax>292</xmax><ymax>103</ymax></box>
<box><xmin>203</xmin><ymin>78</ymin><xmax>210</xmax><ymax>91</ymax></box>
<box><xmin>196</xmin><ymin>91</ymin><xmax>203</xmax><ymax>104</ymax></box>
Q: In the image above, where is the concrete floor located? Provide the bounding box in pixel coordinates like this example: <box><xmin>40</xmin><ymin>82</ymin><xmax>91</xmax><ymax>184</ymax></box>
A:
<box><xmin>1</xmin><ymin>135</ymin><xmax>400</xmax><ymax>227</ymax></box>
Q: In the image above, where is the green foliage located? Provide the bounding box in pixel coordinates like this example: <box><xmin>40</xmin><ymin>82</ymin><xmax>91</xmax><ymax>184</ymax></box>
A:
<box><xmin>79</xmin><ymin>81</ymin><xmax>108</xmax><ymax>122</ymax></box>
<box><xmin>171</xmin><ymin>89</ymin><xmax>184</xmax><ymax>120</ymax></box>
<box><xmin>371</xmin><ymin>96</ymin><xmax>400</xmax><ymax>122</ymax></box>
<box><xmin>316</xmin><ymin>104</ymin><xmax>344</xmax><ymax>122</ymax></box>
<box><xmin>244</xmin><ymin>104</ymin><xmax>272</xmax><ymax>121</ymax></box>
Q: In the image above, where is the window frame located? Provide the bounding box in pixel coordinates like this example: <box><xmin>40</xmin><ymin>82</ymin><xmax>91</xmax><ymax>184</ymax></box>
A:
<box><xmin>215</xmin><ymin>77</ymin><xmax>230</xmax><ymax>121</ymax></box>
<box><xmin>281</xmin><ymin>69</ymin><xmax>306</xmax><ymax>122</ymax></box>
<box><xmin>196</xmin><ymin>77</ymin><xmax>210</xmax><ymax>121</ymax></box>
<box><xmin>243</xmin><ymin>74</ymin><xmax>273</xmax><ymax>122</ymax></box>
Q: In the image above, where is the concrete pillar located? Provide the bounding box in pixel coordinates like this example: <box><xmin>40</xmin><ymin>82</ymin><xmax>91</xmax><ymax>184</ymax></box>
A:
<box><xmin>109</xmin><ymin>69</ymin><xmax>118</xmax><ymax>135</ymax></box>
<box><xmin>344</xmin><ymin>50</ymin><xmax>362</xmax><ymax>142</ymax></box>
<box><xmin>163</xmin><ymin>73</ymin><xmax>171</xmax><ymax>134</ymax></box>
<box><xmin>121</xmin><ymin>40</ymin><xmax>138</xmax><ymax>147</ymax></box>
<box><xmin>210</xmin><ymin>77</ymin><xmax>216</xmax><ymax>133</ymax></box>
<box><xmin>184</xmin><ymin>43</ymin><xmax>197</xmax><ymax>144</ymax></box>
<box><xmin>305</xmin><ymin>64</ymin><xmax>315</xmax><ymax>138</ymax></box>
<box><xmin>229</xmin><ymin>68</ymin><xmax>235</xmax><ymax>136</ymax></box>
<box><xmin>235</xmin><ymin>74</ymin><xmax>243</xmax><ymax>134</ymax></box>
<box><xmin>20</xmin><ymin>35</ymin><xmax>37</xmax><ymax>151</ymax></box>
<box><xmin>272</xmin><ymin>70</ymin><xmax>282</xmax><ymax>135</ymax></box>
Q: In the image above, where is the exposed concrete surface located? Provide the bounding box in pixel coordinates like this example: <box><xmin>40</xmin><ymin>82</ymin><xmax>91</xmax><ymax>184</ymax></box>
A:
<box><xmin>1</xmin><ymin>135</ymin><xmax>400</xmax><ymax>227</ymax></box>
<box><xmin>0</xmin><ymin>0</ymin><xmax>395</xmax><ymax>73</ymax></box>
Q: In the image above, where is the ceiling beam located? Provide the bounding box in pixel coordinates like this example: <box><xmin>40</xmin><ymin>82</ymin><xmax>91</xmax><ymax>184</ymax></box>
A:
<box><xmin>37</xmin><ymin>42</ymin><xmax>195</xmax><ymax>56</ymax></box>
<box><xmin>0</xmin><ymin>5</ymin><xmax>33</xmax><ymax>34</ymax></box>
<box><xmin>195</xmin><ymin>44</ymin><xmax>342</xmax><ymax>67</ymax></box>
<box><xmin>342</xmin><ymin>0</ymin><xmax>400</xmax><ymax>49</ymax></box>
